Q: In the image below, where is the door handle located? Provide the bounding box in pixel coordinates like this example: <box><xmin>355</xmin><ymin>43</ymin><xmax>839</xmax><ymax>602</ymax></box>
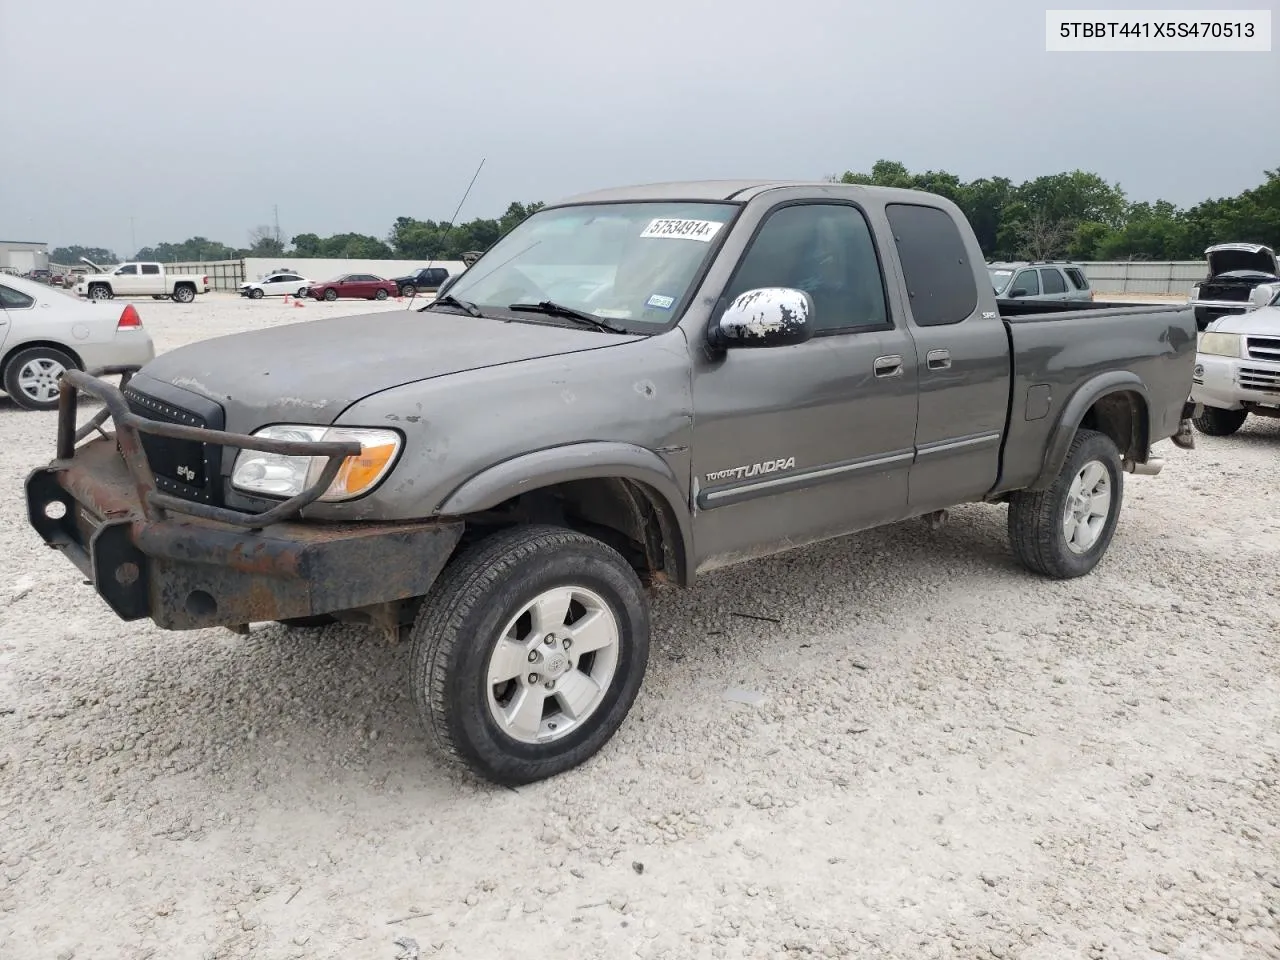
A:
<box><xmin>926</xmin><ymin>349</ymin><xmax>951</xmax><ymax>370</ymax></box>
<box><xmin>873</xmin><ymin>354</ymin><xmax>903</xmax><ymax>378</ymax></box>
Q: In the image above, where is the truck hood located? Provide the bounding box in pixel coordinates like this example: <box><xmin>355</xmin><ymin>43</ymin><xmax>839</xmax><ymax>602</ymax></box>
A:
<box><xmin>135</xmin><ymin>308</ymin><xmax>645</xmax><ymax>424</ymax></box>
<box><xmin>1206</xmin><ymin>243</ymin><xmax>1278</xmax><ymax>278</ymax></box>
<box><xmin>1211</xmin><ymin>304</ymin><xmax>1280</xmax><ymax>335</ymax></box>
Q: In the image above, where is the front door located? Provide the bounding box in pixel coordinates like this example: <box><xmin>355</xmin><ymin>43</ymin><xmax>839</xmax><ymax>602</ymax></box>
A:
<box><xmin>112</xmin><ymin>263</ymin><xmax>141</xmax><ymax>295</ymax></box>
<box><xmin>690</xmin><ymin>200</ymin><xmax>919</xmax><ymax>571</ymax></box>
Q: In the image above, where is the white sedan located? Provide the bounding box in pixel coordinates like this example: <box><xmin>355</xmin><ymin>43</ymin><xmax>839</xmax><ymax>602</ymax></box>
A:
<box><xmin>0</xmin><ymin>274</ymin><xmax>155</xmax><ymax>411</ymax></box>
<box><xmin>238</xmin><ymin>271</ymin><xmax>314</xmax><ymax>299</ymax></box>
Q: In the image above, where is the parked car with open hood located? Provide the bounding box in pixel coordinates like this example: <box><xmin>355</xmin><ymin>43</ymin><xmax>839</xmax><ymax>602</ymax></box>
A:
<box><xmin>1190</xmin><ymin>281</ymin><xmax>1280</xmax><ymax>435</ymax></box>
<box><xmin>1</xmin><ymin>274</ymin><xmax>154</xmax><ymax>410</ymax></box>
<box><xmin>26</xmin><ymin>179</ymin><xmax>1197</xmax><ymax>785</ymax></box>
<box><xmin>306</xmin><ymin>274</ymin><xmax>398</xmax><ymax>301</ymax></box>
<box><xmin>1189</xmin><ymin>243</ymin><xmax>1279</xmax><ymax>331</ymax></box>
<box><xmin>76</xmin><ymin>261</ymin><xmax>211</xmax><ymax>304</ymax></box>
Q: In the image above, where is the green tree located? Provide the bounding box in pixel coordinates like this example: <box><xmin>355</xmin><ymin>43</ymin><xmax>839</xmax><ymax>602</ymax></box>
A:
<box><xmin>50</xmin><ymin>245</ymin><xmax>117</xmax><ymax>265</ymax></box>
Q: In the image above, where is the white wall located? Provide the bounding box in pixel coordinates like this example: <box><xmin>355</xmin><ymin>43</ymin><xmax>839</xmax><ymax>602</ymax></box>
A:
<box><xmin>241</xmin><ymin>257</ymin><xmax>467</xmax><ymax>283</ymax></box>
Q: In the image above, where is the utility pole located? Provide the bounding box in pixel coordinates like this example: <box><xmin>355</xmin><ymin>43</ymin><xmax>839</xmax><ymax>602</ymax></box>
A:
<box><xmin>273</xmin><ymin>205</ymin><xmax>281</xmax><ymax>245</ymax></box>
<box><xmin>129</xmin><ymin>216</ymin><xmax>136</xmax><ymax>257</ymax></box>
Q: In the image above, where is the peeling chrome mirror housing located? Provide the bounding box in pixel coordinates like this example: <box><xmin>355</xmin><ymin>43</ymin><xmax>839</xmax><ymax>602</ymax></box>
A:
<box><xmin>713</xmin><ymin>287</ymin><xmax>814</xmax><ymax>349</ymax></box>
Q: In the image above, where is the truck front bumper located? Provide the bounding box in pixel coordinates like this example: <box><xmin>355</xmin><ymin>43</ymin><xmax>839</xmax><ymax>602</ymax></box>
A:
<box><xmin>1191</xmin><ymin>354</ymin><xmax>1280</xmax><ymax>411</ymax></box>
<box><xmin>26</xmin><ymin>368</ymin><xmax>463</xmax><ymax>631</ymax></box>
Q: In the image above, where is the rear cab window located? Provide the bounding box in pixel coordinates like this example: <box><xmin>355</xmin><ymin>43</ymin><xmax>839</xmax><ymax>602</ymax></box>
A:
<box><xmin>884</xmin><ymin>203</ymin><xmax>979</xmax><ymax>326</ymax></box>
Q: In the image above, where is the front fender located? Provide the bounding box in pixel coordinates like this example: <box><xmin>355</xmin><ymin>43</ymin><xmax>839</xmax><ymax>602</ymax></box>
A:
<box><xmin>1029</xmin><ymin>371</ymin><xmax>1151</xmax><ymax>491</ymax></box>
<box><xmin>435</xmin><ymin>441</ymin><xmax>694</xmax><ymax>583</ymax></box>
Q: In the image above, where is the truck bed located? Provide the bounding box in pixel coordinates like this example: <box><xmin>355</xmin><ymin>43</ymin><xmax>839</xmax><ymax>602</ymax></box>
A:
<box><xmin>991</xmin><ymin>299</ymin><xmax>1197</xmax><ymax>495</ymax></box>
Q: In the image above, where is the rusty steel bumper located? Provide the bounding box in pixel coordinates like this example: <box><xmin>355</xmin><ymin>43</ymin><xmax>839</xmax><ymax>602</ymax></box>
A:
<box><xmin>25</xmin><ymin>368</ymin><xmax>463</xmax><ymax>630</ymax></box>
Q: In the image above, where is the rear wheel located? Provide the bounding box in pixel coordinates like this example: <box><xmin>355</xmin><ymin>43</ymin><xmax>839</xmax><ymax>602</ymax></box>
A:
<box><xmin>172</xmin><ymin>285</ymin><xmax>195</xmax><ymax>303</ymax></box>
<box><xmin>409</xmin><ymin>525</ymin><xmax>650</xmax><ymax>785</ymax></box>
<box><xmin>1192</xmin><ymin>406</ymin><xmax>1248</xmax><ymax>436</ymax></box>
<box><xmin>1007</xmin><ymin>428</ymin><xmax>1123</xmax><ymax>580</ymax></box>
<box><xmin>323</xmin><ymin>288</ymin><xmax>338</xmax><ymax>301</ymax></box>
<box><xmin>3</xmin><ymin>345</ymin><xmax>79</xmax><ymax>411</ymax></box>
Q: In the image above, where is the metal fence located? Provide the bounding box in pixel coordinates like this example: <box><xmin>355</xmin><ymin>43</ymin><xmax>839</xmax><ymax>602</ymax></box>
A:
<box><xmin>1079</xmin><ymin>261</ymin><xmax>1206</xmax><ymax>296</ymax></box>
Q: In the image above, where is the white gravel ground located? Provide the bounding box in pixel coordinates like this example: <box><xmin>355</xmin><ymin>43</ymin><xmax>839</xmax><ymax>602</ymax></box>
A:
<box><xmin>1</xmin><ymin>293</ymin><xmax>1277</xmax><ymax>960</ymax></box>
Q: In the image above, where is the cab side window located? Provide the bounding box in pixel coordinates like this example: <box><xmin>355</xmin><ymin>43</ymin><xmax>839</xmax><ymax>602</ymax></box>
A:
<box><xmin>884</xmin><ymin>203</ymin><xmax>980</xmax><ymax>326</ymax></box>
<box><xmin>724</xmin><ymin>203</ymin><xmax>890</xmax><ymax>334</ymax></box>
<box><xmin>1010</xmin><ymin>270</ymin><xmax>1040</xmax><ymax>297</ymax></box>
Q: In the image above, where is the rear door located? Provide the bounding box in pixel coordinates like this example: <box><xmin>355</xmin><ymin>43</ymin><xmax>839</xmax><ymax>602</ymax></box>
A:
<box><xmin>1038</xmin><ymin>267</ymin><xmax>1069</xmax><ymax>302</ymax></box>
<box><xmin>882</xmin><ymin>202</ymin><xmax>1011</xmax><ymax>513</ymax></box>
<box><xmin>690</xmin><ymin>199</ymin><xmax>920</xmax><ymax>567</ymax></box>
<box><xmin>138</xmin><ymin>263</ymin><xmax>165</xmax><ymax>296</ymax></box>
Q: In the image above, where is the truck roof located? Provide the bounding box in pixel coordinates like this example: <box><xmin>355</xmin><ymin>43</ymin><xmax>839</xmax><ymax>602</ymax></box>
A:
<box><xmin>555</xmin><ymin>179</ymin><xmax>951</xmax><ymax>206</ymax></box>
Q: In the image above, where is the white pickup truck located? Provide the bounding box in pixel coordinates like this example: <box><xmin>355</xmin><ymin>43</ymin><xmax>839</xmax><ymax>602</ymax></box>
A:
<box><xmin>76</xmin><ymin>260</ymin><xmax>211</xmax><ymax>303</ymax></box>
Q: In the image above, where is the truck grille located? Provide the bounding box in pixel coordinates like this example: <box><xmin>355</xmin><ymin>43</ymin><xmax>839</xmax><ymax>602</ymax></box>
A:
<box><xmin>1245</xmin><ymin>337</ymin><xmax>1280</xmax><ymax>362</ymax></box>
<box><xmin>1238</xmin><ymin>366</ymin><xmax>1280</xmax><ymax>392</ymax></box>
<box><xmin>122</xmin><ymin>385</ymin><xmax>224</xmax><ymax>504</ymax></box>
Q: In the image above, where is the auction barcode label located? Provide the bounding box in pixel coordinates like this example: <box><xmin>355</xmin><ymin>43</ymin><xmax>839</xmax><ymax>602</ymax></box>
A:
<box><xmin>1046</xmin><ymin>9</ymin><xmax>1271</xmax><ymax>50</ymax></box>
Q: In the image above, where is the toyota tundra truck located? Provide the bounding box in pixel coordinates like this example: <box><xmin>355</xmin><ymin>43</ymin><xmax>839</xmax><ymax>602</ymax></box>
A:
<box><xmin>27</xmin><ymin>180</ymin><xmax>1198</xmax><ymax>785</ymax></box>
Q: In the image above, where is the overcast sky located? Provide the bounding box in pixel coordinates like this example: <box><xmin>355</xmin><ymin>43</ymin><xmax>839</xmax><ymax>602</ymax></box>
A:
<box><xmin>0</xmin><ymin>0</ymin><xmax>1274</xmax><ymax>254</ymax></box>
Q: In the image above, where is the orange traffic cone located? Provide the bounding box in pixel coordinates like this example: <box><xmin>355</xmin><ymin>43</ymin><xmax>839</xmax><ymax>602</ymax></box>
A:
<box><xmin>283</xmin><ymin>294</ymin><xmax>292</xmax><ymax>304</ymax></box>
<box><xmin>293</xmin><ymin>299</ymin><xmax>305</xmax><ymax>308</ymax></box>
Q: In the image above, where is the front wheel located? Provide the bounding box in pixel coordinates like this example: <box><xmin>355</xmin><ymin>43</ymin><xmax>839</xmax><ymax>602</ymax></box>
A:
<box><xmin>409</xmin><ymin>525</ymin><xmax>650</xmax><ymax>786</ymax></box>
<box><xmin>1192</xmin><ymin>406</ymin><xmax>1247</xmax><ymax>436</ymax></box>
<box><xmin>323</xmin><ymin>288</ymin><xmax>338</xmax><ymax>301</ymax></box>
<box><xmin>400</xmin><ymin>284</ymin><xmax>416</xmax><ymax>298</ymax></box>
<box><xmin>297</xmin><ymin>287</ymin><xmax>308</xmax><ymax>298</ymax></box>
<box><xmin>88</xmin><ymin>285</ymin><xmax>112</xmax><ymax>300</ymax></box>
<box><xmin>375</xmin><ymin>289</ymin><xmax>389</xmax><ymax>300</ymax></box>
<box><xmin>249</xmin><ymin>288</ymin><xmax>264</xmax><ymax>300</ymax></box>
<box><xmin>1007</xmin><ymin>428</ymin><xmax>1123</xmax><ymax>580</ymax></box>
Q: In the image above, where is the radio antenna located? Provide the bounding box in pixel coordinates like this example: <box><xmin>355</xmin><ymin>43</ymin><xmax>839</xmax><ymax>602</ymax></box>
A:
<box><xmin>407</xmin><ymin>157</ymin><xmax>485</xmax><ymax>310</ymax></box>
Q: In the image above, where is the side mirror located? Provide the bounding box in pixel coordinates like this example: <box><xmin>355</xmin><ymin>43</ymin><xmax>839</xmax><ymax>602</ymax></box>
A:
<box><xmin>711</xmin><ymin>288</ymin><xmax>813</xmax><ymax>349</ymax></box>
<box><xmin>1247</xmin><ymin>283</ymin><xmax>1277</xmax><ymax>310</ymax></box>
<box><xmin>1007</xmin><ymin>288</ymin><xmax>1024</xmax><ymax>298</ymax></box>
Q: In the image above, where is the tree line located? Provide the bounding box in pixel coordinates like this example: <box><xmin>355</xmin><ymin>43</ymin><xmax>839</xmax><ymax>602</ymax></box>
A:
<box><xmin>52</xmin><ymin>166</ymin><xmax>1279</xmax><ymax>267</ymax></box>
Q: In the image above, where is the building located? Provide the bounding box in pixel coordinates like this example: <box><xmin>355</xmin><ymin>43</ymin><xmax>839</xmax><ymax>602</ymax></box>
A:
<box><xmin>0</xmin><ymin>240</ymin><xmax>50</xmax><ymax>274</ymax></box>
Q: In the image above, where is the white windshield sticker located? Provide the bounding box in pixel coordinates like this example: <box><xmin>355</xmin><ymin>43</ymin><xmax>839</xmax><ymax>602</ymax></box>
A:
<box><xmin>646</xmin><ymin>294</ymin><xmax>675</xmax><ymax>310</ymax></box>
<box><xmin>640</xmin><ymin>218</ymin><xmax>723</xmax><ymax>242</ymax></box>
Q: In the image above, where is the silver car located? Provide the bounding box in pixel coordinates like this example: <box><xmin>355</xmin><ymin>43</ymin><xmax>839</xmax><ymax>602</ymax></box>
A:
<box><xmin>988</xmin><ymin>261</ymin><xmax>1093</xmax><ymax>302</ymax></box>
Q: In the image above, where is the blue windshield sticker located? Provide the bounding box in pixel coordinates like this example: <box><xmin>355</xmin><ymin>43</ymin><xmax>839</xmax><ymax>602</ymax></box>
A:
<box><xmin>646</xmin><ymin>294</ymin><xmax>675</xmax><ymax>310</ymax></box>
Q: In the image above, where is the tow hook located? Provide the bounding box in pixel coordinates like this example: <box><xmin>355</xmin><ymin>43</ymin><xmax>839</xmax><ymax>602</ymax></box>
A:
<box><xmin>1123</xmin><ymin>455</ymin><xmax>1165</xmax><ymax>476</ymax></box>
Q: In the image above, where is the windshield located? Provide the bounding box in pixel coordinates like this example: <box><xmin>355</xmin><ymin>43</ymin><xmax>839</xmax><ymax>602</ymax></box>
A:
<box><xmin>442</xmin><ymin>201</ymin><xmax>738</xmax><ymax>330</ymax></box>
<box><xmin>988</xmin><ymin>268</ymin><xmax>1014</xmax><ymax>294</ymax></box>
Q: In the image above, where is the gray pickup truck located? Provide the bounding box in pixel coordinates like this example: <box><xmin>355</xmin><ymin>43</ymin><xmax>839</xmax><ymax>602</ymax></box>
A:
<box><xmin>27</xmin><ymin>180</ymin><xmax>1198</xmax><ymax>785</ymax></box>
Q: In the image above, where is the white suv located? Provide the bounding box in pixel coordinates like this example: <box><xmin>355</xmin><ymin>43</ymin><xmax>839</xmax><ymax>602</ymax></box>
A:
<box><xmin>1191</xmin><ymin>282</ymin><xmax>1280</xmax><ymax>435</ymax></box>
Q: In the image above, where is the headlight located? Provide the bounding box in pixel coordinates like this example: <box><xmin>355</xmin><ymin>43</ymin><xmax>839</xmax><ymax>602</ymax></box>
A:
<box><xmin>1197</xmin><ymin>332</ymin><xmax>1241</xmax><ymax>358</ymax></box>
<box><xmin>230</xmin><ymin>425</ymin><xmax>402</xmax><ymax>502</ymax></box>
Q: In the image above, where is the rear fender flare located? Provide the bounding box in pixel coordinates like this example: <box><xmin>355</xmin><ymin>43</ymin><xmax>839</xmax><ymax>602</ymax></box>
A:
<box><xmin>435</xmin><ymin>442</ymin><xmax>694</xmax><ymax>584</ymax></box>
<box><xmin>1029</xmin><ymin>372</ymin><xmax>1150</xmax><ymax>491</ymax></box>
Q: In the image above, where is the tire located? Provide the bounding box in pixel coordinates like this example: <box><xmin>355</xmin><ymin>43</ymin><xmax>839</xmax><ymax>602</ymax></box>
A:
<box><xmin>400</xmin><ymin>284</ymin><xmax>416</xmax><ymax>298</ymax></box>
<box><xmin>323</xmin><ymin>288</ymin><xmax>338</xmax><ymax>301</ymax></box>
<box><xmin>172</xmin><ymin>285</ymin><xmax>195</xmax><ymax>304</ymax></box>
<box><xmin>297</xmin><ymin>287</ymin><xmax>308</xmax><ymax>298</ymax></box>
<box><xmin>249</xmin><ymin>288</ymin><xmax>264</xmax><ymax>300</ymax></box>
<box><xmin>409</xmin><ymin>524</ymin><xmax>650</xmax><ymax>786</ymax></box>
<box><xmin>1192</xmin><ymin>406</ymin><xmax>1247</xmax><ymax>436</ymax></box>
<box><xmin>3</xmin><ymin>345</ymin><xmax>80</xmax><ymax>412</ymax></box>
<box><xmin>375</xmin><ymin>289</ymin><xmax>389</xmax><ymax>300</ymax></box>
<box><xmin>88</xmin><ymin>284</ymin><xmax>112</xmax><ymax>300</ymax></box>
<box><xmin>1007</xmin><ymin>428</ymin><xmax>1123</xmax><ymax>580</ymax></box>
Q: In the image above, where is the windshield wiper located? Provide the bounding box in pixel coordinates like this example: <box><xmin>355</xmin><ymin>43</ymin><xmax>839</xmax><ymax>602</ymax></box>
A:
<box><xmin>419</xmin><ymin>293</ymin><xmax>483</xmax><ymax>317</ymax></box>
<box><xmin>508</xmin><ymin>300</ymin><xmax>627</xmax><ymax>333</ymax></box>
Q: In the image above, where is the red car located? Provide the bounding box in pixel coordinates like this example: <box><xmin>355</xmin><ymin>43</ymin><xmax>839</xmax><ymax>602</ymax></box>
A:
<box><xmin>306</xmin><ymin>273</ymin><xmax>398</xmax><ymax>301</ymax></box>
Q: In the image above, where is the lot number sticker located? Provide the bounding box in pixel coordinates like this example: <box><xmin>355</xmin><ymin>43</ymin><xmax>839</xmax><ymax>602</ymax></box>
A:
<box><xmin>640</xmin><ymin>218</ymin><xmax>724</xmax><ymax>242</ymax></box>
